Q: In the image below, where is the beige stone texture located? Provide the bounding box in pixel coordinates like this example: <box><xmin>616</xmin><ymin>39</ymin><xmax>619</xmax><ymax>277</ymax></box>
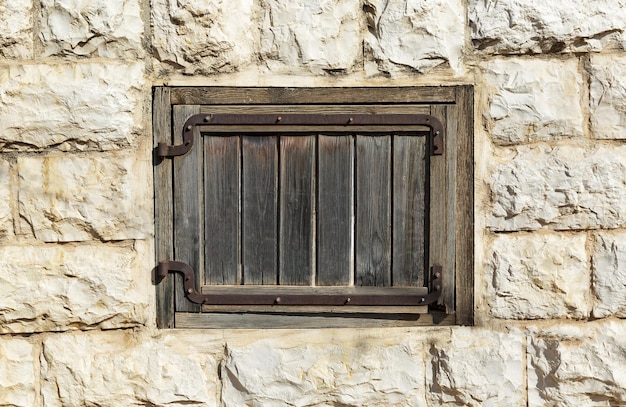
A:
<box><xmin>592</xmin><ymin>231</ymin><xmax>626</xmax><ymax>317</ymax></box>
<box><xmin>427</xmin><ymin>328</ymin><xmax>524</xmax><ymax>406</ymax></box>
<box><xmin>0</xmin><ymin>62</ymin><xmax>144</xmax><ymax>151</ymax></box>
<box><xmin>469</xmin><ymin>0</ymin><xmax>626</xmax><ymax>54</ymax></box>
<box><xmin>0</xmin><ymin>241</ymin><xmax>150</xmax><ymax>334</ymax></box>
<box><xmin>0</xmin><ymin>338</ymin><xmax>37</xmax><ymax>407</ymax></box>
<box><xmin>152</xmin><ymin>0</ymin><xmax>256</xmax><ymax>75</ymax></box>
<box><xmin>481</xmin><ymin>58</ymin><xmax>584</xmax><ymax>144</ymax></box>
<box><xmin>488</xmin><ymin>145</ymin><xmax>626</xmax><ymax>231</ymax></box>
<box><xmin>590</xmin><ymin>54</ymin><xmax>626</xmax><ymax>139</ymax></box>
<box><xmin>40</xmin><ymin>0</ymin><xmax>144</xmax><ymax>58</ymax></box>
<box><xmin>0</xmin><ymin>0</ymin><xmax>33</xmax><ymax>59</ymax></box>
<box><xmin>261</xmin><ymin>0</ymin><xmax>363</xmax><ymax>74</ymax></box>
<box><xmin>364</xmin><ymin>0</ymin><xmax>464</xmax><ymax>76</ymax></box>
<box><xmin>528</xmin><ymin>320</ymin><xmax>626</xmax><ymax>406</ymax></box>
<box><xmin>485</xmin><ymin>233</ymin><xmax>590</xmax><ymax>319</ymax></box>
<box><xmin>41</xmin><ymin>330</ymin><xmax>218</xmax><ymax>406</ymax></box>
<box><xmin>17</xmin><ymin>154</ymin><xmax>151</xmax><ymax>242</ymax></box>
<box><xmin>0</xmin><ymin>158</ymin><xmax>11</xmax><ymax>239</ymax></box>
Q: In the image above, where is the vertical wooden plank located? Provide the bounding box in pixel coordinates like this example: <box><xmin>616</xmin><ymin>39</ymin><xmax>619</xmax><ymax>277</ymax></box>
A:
<box><xmin>392</xmin><ymin>134</ymin><xmax>427</xmax><ymax>287</ymax></box>
<box><xmin>204</xmin><ymin>136</ymin><xmax>240</xmax><ymax>285</ymax></box>
<box><xmin>355</xmin><ymin>135</ymin><xmax>391</xmax><ymax>286</ymax></box>
<box><xmin>173</xmin><ymin>105</ymin><xmax>202</xmax><ymax>312</ymax></box>
<box><xmin>279</xmin><ymin>136</ymin><xmax>315</xmax><ymax>285</ymax></box>
<box><xmin>242</xmin><ymin>136</ymin><xmax>278</xmax><ymax>284</ymax></box>
<box><xmin>443</xmin><ymin>105</ymin><xmax>458</xmax><ymax>314</ymax></box>
<box><xmin>429</xmin><ymin>106</ymin><xmax>448</xmax><ymax>308</ymax></box>
<box><xmin>317</xmin><ymin>135</ymin><xmax>354</xmax><ymax>286</ymax></box>
<box><xmin>154</xmin><ymin>87</ymin><xmax>175</xmax><ymax>328</ymax></box>
<box><xmin>455</xmin><ymin>86</ymin><xmax>475</xmax><ymax>325</ymax></box>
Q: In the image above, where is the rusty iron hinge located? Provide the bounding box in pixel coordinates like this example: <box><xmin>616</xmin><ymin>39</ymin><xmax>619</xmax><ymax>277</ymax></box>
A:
<box><xmin>157</xmin><ymin>261</ymin><xmax>442</xmax><ymax>306</ymax></box>
<box><xmin>157</xmin><ymin>113</ymin><xmax>445</xmax><ymax>158</ymax></box>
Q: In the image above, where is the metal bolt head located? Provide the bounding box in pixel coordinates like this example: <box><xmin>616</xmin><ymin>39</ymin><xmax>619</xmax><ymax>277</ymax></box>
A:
<box><xmin>275</xmin><ymin>297</ymin><xmax>281</xmax><ymax>304</ymax></box>
<box><xmin>187</xmin><ymin>288</ymin><xmax>193</xmax><ymax>294</ymax></box>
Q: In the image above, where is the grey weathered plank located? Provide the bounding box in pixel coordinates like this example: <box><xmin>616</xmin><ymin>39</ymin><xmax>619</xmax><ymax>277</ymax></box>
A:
<box><xmin>154</xmin><ymin>87</ymin><xmax>175</xmax><ymax>328</ymax></box>
<box><xmin>392</xmin><ymin>134</ymin><xmax>427</xmax><ymax>287</ymax></box>
<box><xmin>455</xmin><ymin>86</ymin><xmax>474</xmax><ymax>325</ymax></box>
<box><xmin>317</xmin><ymin>135</ymin><xmax>354</xmax><ymax>286</ymax></box>
<box><xmin>172</xmin><ymin>87</ymin><xmax>457</xmax><ymax>105</ymax></box>
<box><xmin>204</xmin><ymin>136</ymin><xmax>240</xmax><ymax>285</ymax></box>
<box><xmin>200</xmin><ymin>104</ymin><xmax>432</xmax><ymax>115</ymax></box>
<box><xmin>279</xmin><ymin>136</ymin><xmax>315</xmax><ymax>285</ymax></box>
<box><xmin>355</xmin><ymin>135</ymin><xmax>391</xmax><ymax>286</ymax></box>
<box><xmin>441</xmin><ymin>104</ymin><xmax>458</xmax><ymax>314</ymax></box>
<box><xmin>242</xmin><ymin>136</ymin><xmax>278</xmax><ymax>284</ymax></box>
<box><xmin>173</xmin><ymin>105</ymin><xmax>203</xmax><ymax>313</ymax></box>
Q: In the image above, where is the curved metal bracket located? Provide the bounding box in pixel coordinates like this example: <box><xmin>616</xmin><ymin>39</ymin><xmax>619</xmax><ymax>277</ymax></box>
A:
<box><xmin>157</xmin><ymin>113</ymin><xmax>445</xmax><ymax>158</ymax></box>
<box><xmin>157</xmin><ymin>260</ymin><xmax>443</xmax><ymax>306</ymax></box>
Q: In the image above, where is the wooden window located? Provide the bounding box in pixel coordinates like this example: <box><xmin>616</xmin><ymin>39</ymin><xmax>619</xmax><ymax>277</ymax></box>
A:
<box><xmin>154</xmin><ymin>87</ymin><xmax>473</xmax><ymax>328</ymax></box>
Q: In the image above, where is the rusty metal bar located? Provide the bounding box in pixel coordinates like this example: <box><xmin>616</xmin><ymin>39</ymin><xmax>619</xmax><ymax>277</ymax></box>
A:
<box><xmin>157</xmin><ymin>261</ymin><xmax>442</xmax><ymax>306</ymax></box>
<box><xmin>157</xmin><ymin>113</ymin><xmax>445</xmax><ymax>158</ymax></box>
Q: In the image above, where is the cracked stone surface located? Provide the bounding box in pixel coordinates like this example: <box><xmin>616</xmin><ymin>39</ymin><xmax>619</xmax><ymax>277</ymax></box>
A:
<box><xmin>0</xmin><ymin>338</ymin><xmax>36</xmax><ymax>407</ymax></box>
<box><xmin>0</xmin><ymin>63</ymin><xmax>144</xmax><ymax>151</ymax></box>
<box><xmin>17</xmin><ymin>154</ymin><xmax>151</xmax><ymax>242</ymax></box>
<box><xmin>592</xmin><ymin>231</ymin><xmax>626</xmax><ymax>318</ymax></box>
<box><xmin>485</xmin><ymin>233</ymin><xmax>590</xmax><ymax>319</ymax></box>
<box><xmin>0</xmin><ymin>0</ymin><xmax>33</xmax><ymax>59</ymax></box>
<box><xmin>590</xmin><ymin>54</ymin><xmax>626</xmax><ymax>139</ymax></box>
<box><xmin>40</xmin><ymin>0</ymin><xmax>143</xmax><ymax>58</ymax></box>
<box><xmin>364</xmin><ymin>0</ymin><xmax>464</xmax><ymax>76</ymax></box>
<box><xmin>469</xmin><ymin>0</ymin><xmax>626</xmax><ymax>54</ymax></box>
<box><xmin>528</xmin><ymin>320</ymin><xmax>626</xmax><ymax>406</ymax></box>
<box><xmin>0</xmin><ymin>158</ymin><xmax>11</xmax><ymax>240</ymax></box>
<box><xmin>0</xmin><ymin>242</ymin><xmax>150</xmax><ymax>334</ymax></box>
<box><xmin>481</xmin><ymin>58</ymin><xmax>584</xmax><ymax>144</ymax></box>
<box><xmin>488</xmin><ymin>145</ymin><xmax>626</xmax><ymax>231</ymax></box>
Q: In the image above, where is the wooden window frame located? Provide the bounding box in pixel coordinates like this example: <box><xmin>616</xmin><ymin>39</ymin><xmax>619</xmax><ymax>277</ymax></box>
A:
<box><xmin>154</xmin><ymin>86</ymin><xmax>474</xmax><ymax>328</ymax></box>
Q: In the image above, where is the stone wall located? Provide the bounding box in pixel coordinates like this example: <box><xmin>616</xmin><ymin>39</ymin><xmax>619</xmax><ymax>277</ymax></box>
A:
<box><xmin>1</xmin><ymin>1</ymin><xmax>626</xmax><ymax>406</ymax></box>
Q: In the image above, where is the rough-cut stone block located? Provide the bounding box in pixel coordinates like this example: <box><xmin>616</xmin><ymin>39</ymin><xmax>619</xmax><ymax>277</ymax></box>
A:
<box><xmin>364</xmin><ymin>0</ymin><xmax>464</xmax><ymax>76</ymax></box>
<box><xmin>0</xmin><ymin>0</ymin><xmax>33</xmax><ymax>59</ymax></box>
<box><xmin>41</xmin><ymin>331</ymin><xmax>217</xmax><ymax>406</ymax></box>
<box><xmin>18</xmin><ymin>154</ymin><xmax>151</xmax><ymax>242</ymax></box>
<box><xmin>593</xmin><ymin>231</ymin><xmax>626</xmax><ymax>317</ymax></box>
<box><xmin>152</xmin><ymin>0</ymin><xmax>256</xmax><ymax>75</ymax></box>
<box><xmin>0</xmin><ymin>242</ymin><xmax>149</xmax><ymax>333</ymax></box>
<box><xmin>482</xmin><ymin>58</ymin><xmax>584</xmax><ymax>144</ymax></box>
<box><xmin>0</xmin><ymin>158</ymin><xmax>11</xmax><ymax>239</ymax></box>
<box><xmin>528</xmin><ymin>320</ymin><xmax>626</xmax><ymax>406</ymax></box>
<box><xmin>0</xmin><ymin>338</ymin><xmax>36</xmax><ymax>407</ymax></box>
<box><xmin>40</xmin><ymin>0</ymin><xmax>143</xmax><ymax>58</ymax></box>
<box><xmin>0</xmin><ymin>63</ymin><xmax>144</xmax><ymax>151</ymax></box>
<box><xmin>427</xmin><ymin>328</ymin><xmax>524</xmax><ymax>406</ymax></box>
<box><xmin>261</xmin><ymin>0</ymin><xmax>363</xmax><ymax>74</ymax></box>
<box><xmin>221</xmin><ymin>338</ymin><xmax>425</xmax><ymax>406</ymax></box>
<box><xmin>488</xmin><ymin>145</ymin><xmax>626</xmax><ymax>231</ymax></box>
<box><xmin>485</xmin><ymin>233</ymin><xmax>590</xmax><ymax>319</ymax></box>
<box><xmin>469</xmin><ymin>0</ymin><xmax>626</xmax><ymax>54</ymax></box>
<box><xmin>590</xmin><ymin>54</ymin><xmax>626</xmax><ymax>139</ymax></box>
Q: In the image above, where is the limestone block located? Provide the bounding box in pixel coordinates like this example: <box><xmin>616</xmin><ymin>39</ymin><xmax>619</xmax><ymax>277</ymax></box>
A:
<box><xmin>0</xmin><ymin>158</ymin><xmax>11</xmax><ymax>239</ymax></box>
<box><xmin>261</xmin><ymin>0</ymin><xmax>363</xmax><ymax>74</ymax></box>
<box><xmin>528</xmin><ymin>320</ymin><xmax>626</xmax><ymax>406</ymax></box>
<box><xmin>0</xmin><ymin>242</ymin><xmax>150</xmax><ymax>333</ymax></box>
<box><xmin>18</xmin><ymin>154</ymin><xmax>151</xmax><ymax>242</ymax></box>
<box><xmin>152</xmin><ymin>0</ymin><xmax>256</xmax><ymax>75</ymax></box>
<box><xmin>0</xmin><ymin>0</ymin><xmax>33</xmax><ymax>59</ymax></box>
<box><xmin>221</xmin><ymin>338</ymin><xmax>425</xmax><ymax>406</ymax></box>
<box><xmin>40</xmin><ymin>0</ymin><xmax>143</xmax><ymax>58</ymax></box>
<box><xmin>590</xmin><ymin>54</ymin><xmax>626</xmax><ymax>139</ymax></box>
<box><xmin>427</xmin><ymin>328</ymin><xmax>524</xmax><ymax>406</ymax></box>
<box><xmin>482</xmin><ymin>58</ymin><xmax>584</xmax><ymax>144</ymax></box>
<box><xmin>485</xmin><ymin>233</ymin><xmax>590</xmax><ymax>320</ymax></box>
<box><xmin>488</xmin><ymin>145</ymin><xmax>626</xmax><ymax>231</ymax></box>
<box><xmin>364</xmin><ymin>0</ymin><xmax>464</xmax><ymax>76</ymax></box>
<box><xmin>0</xmin><ymin>63</ymin><xmax>144</xmax><ymax>151</ymax></box>
<box><xmin>592</xmin><ymin>231</ymin><xmax>626</xmax><ymax>317</ymax></box>
<box><xmin>0</xmin><ymin>339</ymin><xmax>36</xmax><ymax>407</ymax></box>
<box><xmin>41</xmin><ymin>331</ymin><xmax>217</xmax><ymax>406</ymax></box>
<box><xmin>469</xmin><ymin>0</ymin><xmax>626</xmax><ymax>54</ymax></box>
